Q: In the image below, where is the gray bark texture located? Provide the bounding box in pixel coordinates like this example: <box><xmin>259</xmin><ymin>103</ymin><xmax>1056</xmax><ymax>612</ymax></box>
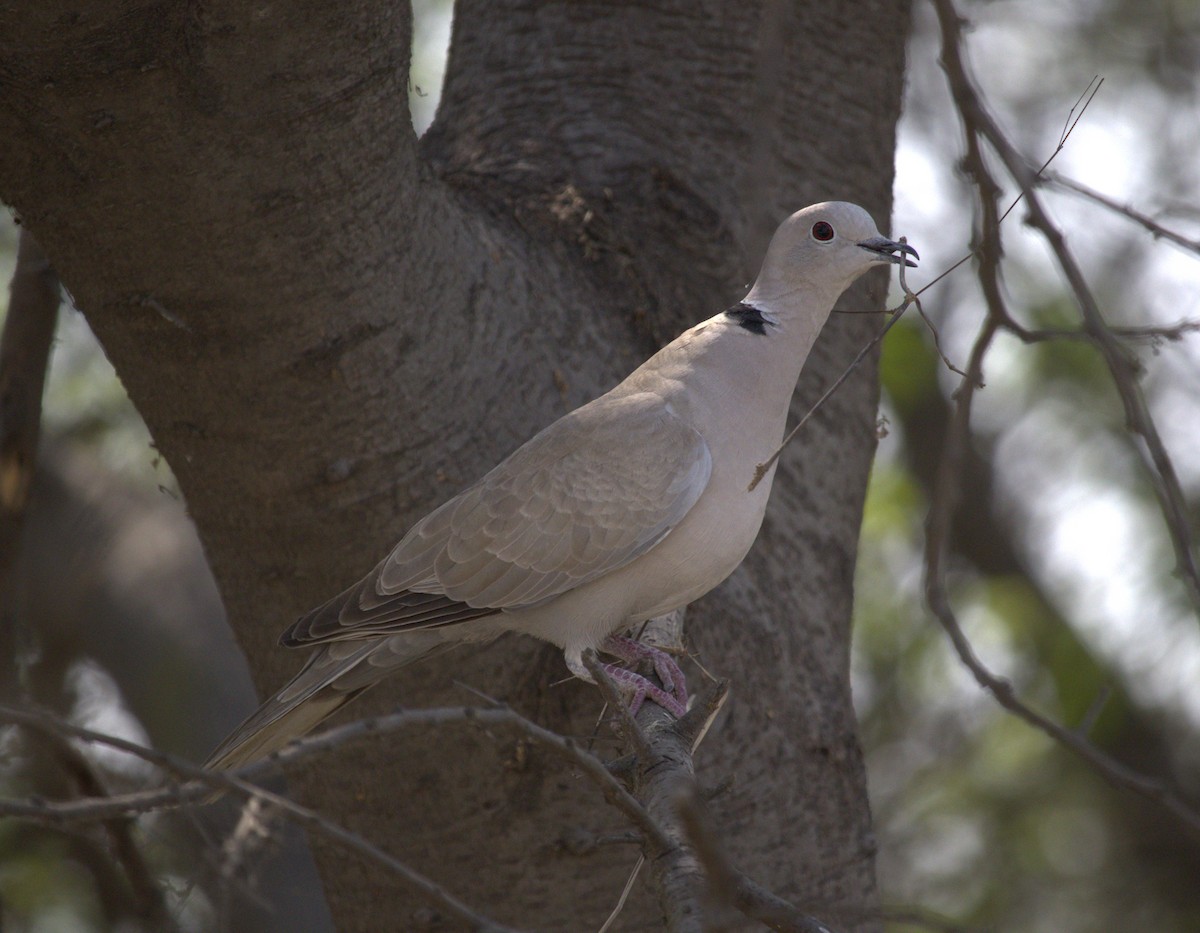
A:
<box><xmin>0</xmin><ymin>1</ymin><xmax>910</xmax><ymax>929</ymax></box>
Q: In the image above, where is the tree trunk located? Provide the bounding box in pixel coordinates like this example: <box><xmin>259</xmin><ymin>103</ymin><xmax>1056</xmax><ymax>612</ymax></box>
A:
<box><xmin>0</xmin><ymin>1</ymin><xmax>910</xmax><ymax>929</ymax></box>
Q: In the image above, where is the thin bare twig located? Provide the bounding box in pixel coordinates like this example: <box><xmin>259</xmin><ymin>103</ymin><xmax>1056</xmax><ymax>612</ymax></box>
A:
<box><xmin>729</xmin><ymin>874</ymin><xmax>839</xmax><ymax>933</ymax></box>
<box><xmin>1</xmin><ymin>686</ymin><xmax>849</xmax><ymax>932</ymax></box>
<box><xmin>227</xmin><ymin>778</ymin><xmax>521</xmax><ymax>932</ymax></box>
<box><xmin>281</xmin><ymin>700</ymin><xmax>679</xmax><ymax>855</ymax></box>
<box><xmin>749</xmin><ymin>295</ymin><xmax>915</xmax><ymax>492</ymax></box>
<box><xmin>1049</xmin><ymin>173</ymin><xmax>1200</xmax><ymax>258</ymax></box>
<box><xmin>1006</xmin><ymin>320</ymin><xmax>1200</xmax><ymax>346</ymax></box>
<box><xmin>1</xmin><ymin>701</ymin><xmax>673</xmax><ymax>854</ymax></box>
<box><xmin>748</xmin><ymin>225</ymin><xmax>997</xmax><ymax>493</ymax></box>
<box><xmin>597</xmin><ymin>671</ymin><xmax>839</xmax><ymax>933</ymax></box>
<box><xmin>597</xmin><ymin>855</ymin><xmax>644</xmax><ymax>933</ymax></box>
<box><xmin>582</xmin><ymin>653</ymin><xmax>713</xmax><ymax>932</ymax></box>
<box><xmin>912</xmin><ymin>77</ymin><xmax>1101</xmax><ymax>300</ymax></box>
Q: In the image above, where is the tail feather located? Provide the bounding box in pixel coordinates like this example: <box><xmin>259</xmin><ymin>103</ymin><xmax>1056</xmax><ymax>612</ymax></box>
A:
<box><xmin>204</xmin><ymin>633</ymin><xmax>453</xmax><ymax>772</ymax></box>
<box><xmin>204</xmin><ymin>642</ymin><xmax>377</xmax><ymax>771</ymax></box>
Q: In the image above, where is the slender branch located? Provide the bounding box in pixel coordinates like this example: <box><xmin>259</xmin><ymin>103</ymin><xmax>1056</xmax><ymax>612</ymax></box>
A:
<box><xmin>581</xmin><ymin>655</ymin><xmax>826</xmax><ymax>933</ymax></box>
<box><xmin>302</xmin><ymin>702</ymin><xmax>681</xmax><ymax>854</ymax></box>
<box><xmin>747</xmin><ymin>231</ymin><xmax>988</xmax><ymax>493</ymax></box>
<box><xmin>1006</xmin><ymin>320</ymin><xmax>1200</xmax><ymax>346</ymax></box>
<box><xmin>582</xmin><ymin>653</ymin><xmax>710</xmax><ymax>932</ymax></box>
<box><xmin>583</xmin><ymin>665</ymin><xmax>845</xmax><ymax>933</ymax></box>
<box><xmin>910</xmin><ymin>75</ymin><xmax>1100</xmax><ymax>302</ymax></box>
<box><xmin>730</xmin><ymin>873</ymin><xmax>839</xmax><ymax>933</ymax></box>
<box><xmin>1049</xmin><ymin>173</ymin><xmax>1200</xmax><ymax>258</ymax></box>
<box><xmin>624</xmin><ymin>696</ymin><xmax>720</xmax><ymax>933</ymax></box>
<box><xmin>597</xmin><ymin>855</ymin><xmax>644</xmax><ymax>933</ymax></box>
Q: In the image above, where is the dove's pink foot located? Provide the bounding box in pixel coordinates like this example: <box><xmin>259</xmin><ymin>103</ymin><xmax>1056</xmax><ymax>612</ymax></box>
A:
<box><xmin>600</xmin><ymin>635</ymin><xmax>689</xmax><ymax>717</ymax></box>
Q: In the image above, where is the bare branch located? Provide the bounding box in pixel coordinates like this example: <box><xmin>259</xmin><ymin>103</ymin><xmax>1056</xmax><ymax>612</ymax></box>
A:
<box><xmin>747</xmin><ymin>231</ymin><xmax>985</xmax><ymax>493</ymax></box>
<box><xmin>914</xmin><ymin>299</ymin><xmax>970</xmax><ymax>379</ymax></box>
<box><xmin>729</xmin><ymin>873</ymin><xmax>840</xmax><ymax>933</ymax></box>
<box><xmin>1049</xmin><ymin>173</ymin><xmax>1200</xmax><ymax>258</ymax></box>
<box><xmin>580</xmin><ymin>658</ymin><xmax>830</xmax><ymax>933</ymax></box>
<box><xmin>281</xmin><ymin>700</ymin><xmax>679</xmax><ymax>856</ymax></box>
<box><xmin>925</xmin><ymin>0</ymin><xmax>1200</xmax><ymax>839</ymax></box>
<box><xmin>1037</xmin><ymin>75</ymin><xmax>1103</xmax><ymax>178</ymax></box>
<box><xmin>932</xmin><ymin>0</ymin><xmax>1200</xmax><ymax>620</ymax></box>
<box><xmin>1006</xmin><ymin>320</ymin><xmax>1200</xmax><ymax>346</ymax></box>
<box><xmin>597</xmin><ymin>855</ymin><xmax>644</xmax><ymax>933</ymax></box>
<box><xmin>912</xmin><ymin>75</ymin><xmax>1100</xmax><ymax>301</ymax></box>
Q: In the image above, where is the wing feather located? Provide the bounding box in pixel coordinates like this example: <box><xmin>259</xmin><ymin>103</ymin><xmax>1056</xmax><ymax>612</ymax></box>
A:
<box><xmin>283</xmin><ymin>391</ymin><xmax>710</xmax><ymax>648</ymax></box>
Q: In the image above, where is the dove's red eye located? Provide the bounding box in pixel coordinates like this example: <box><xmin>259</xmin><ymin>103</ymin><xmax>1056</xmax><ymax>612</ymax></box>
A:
<box><xmin>812</xmin><ymin>221</ymin><xmax>835</xmax><ymax>241</ymax></box>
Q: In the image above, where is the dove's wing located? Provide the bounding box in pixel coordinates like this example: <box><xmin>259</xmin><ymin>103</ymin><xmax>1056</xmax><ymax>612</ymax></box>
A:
<box><xmin>283</xmin><ymin>391</ymin><xmax>711</xmax><ymax>647</ymax></box>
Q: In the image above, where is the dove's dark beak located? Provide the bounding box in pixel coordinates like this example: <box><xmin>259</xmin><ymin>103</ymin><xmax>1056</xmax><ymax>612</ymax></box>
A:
<box><xmin>858</xmin><ymin>236</ymin><xmax>919</xmax><ymax>268</ymax></box>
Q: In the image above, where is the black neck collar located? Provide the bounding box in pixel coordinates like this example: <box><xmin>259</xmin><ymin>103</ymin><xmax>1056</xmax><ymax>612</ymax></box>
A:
<box><xmin>724</xmin><ymin>302</ymin><xmax>774</xmax><ymax>336</ymax></box>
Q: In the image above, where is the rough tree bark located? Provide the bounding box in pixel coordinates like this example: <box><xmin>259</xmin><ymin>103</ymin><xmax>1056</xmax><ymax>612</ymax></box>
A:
<box><xmin>0</xmin><ymin>2</ymin><xmax>910</xmax><ymax>929</ymax></box>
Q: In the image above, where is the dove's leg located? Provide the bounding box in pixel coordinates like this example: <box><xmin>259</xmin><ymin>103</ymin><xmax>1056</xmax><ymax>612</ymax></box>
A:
<box><xmin>565</xmin><ymin>640</ymin><xmax>688</xmax><ymax>717</ymax></box>
<box><xmin>595</xmin><ymin>657</ymin><xmax>672</xmax><ymax>714</ymax></box>
<box><xmin>597</xmin><ymin>663</ymin><xmax>686</xmax><ymax>717</ymax></box>
<box><xmin>600</xmin><ymin>635</ymin><xmax>689</xmax><ymax>716</ymax></box>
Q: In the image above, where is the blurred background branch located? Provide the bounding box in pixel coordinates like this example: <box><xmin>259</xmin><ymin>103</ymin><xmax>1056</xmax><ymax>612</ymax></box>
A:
<box><xmin>920</xmin><ymin>0</ymin><xmax>1200</xmax><ymax>832</ymax></box>
<box><xmin>861</xmin><ymin>0</ymin><xmax>1200</xmax><ymax>929</ymax></box>
<box><xmin>0</xmin><ymin>229</ymin><xmax>59</xmax><ymax>599</ymax></box>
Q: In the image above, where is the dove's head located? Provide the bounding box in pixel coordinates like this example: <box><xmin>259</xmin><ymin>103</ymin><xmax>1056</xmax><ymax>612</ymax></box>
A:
<box><xmin>744</xmin><ymin>201</ymin><xmax>917</xmax><ymax>313</ymax></box>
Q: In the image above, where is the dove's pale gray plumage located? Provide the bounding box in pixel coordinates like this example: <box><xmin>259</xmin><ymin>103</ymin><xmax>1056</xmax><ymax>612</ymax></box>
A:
<box><xmin>205</xmin><ymin>201</ymin><xmax>916</xmax><ymax>770</ymax></box>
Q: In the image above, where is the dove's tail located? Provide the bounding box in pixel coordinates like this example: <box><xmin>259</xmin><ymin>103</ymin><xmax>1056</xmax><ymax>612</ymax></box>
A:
<box><xmin>204</xmin><ymin>634</ymin><xmax>451</xmax><ymax>773</ymax></box>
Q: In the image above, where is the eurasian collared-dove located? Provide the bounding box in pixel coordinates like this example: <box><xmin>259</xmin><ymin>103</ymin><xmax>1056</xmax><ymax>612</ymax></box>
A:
<box><xmin>205</xmin><ymin>201</ymin><xmax>916</xmax><ymax>770</ymax></box>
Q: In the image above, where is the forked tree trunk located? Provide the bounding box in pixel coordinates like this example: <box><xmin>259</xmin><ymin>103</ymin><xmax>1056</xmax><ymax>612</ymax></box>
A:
<box><xmin>0</xmin><ymin>2</ymin><xmax>910</xmax><ymax>929</ymax></box>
